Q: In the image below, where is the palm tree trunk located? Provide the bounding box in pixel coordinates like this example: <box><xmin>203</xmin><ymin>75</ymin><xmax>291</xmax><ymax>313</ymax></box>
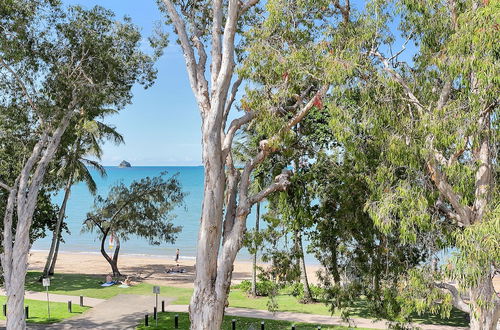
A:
<box><xmin>48</xmin><ymin>233</ymin><xmax>61</xmax><ymax>275</ymax></box>
<box><xmin>251</xmin><ymin>202</ymin><xmax>260</xmax><ymax>297</ymax></box>
<box><xmin>42</xmin><ymin>174</ymin><xmax>73</xmax><ymax>279</ymax></box>
<box><xmin>295</xmin><ymin>230</ymin><xmax>313</xmax><ymax>303</ymax></box>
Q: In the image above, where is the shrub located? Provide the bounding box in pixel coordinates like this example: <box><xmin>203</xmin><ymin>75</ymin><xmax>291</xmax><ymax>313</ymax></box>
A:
<box><xmin>235</xmin><ymin>279</ymin><xmax>275</xmax><ymax>297</ymax></box>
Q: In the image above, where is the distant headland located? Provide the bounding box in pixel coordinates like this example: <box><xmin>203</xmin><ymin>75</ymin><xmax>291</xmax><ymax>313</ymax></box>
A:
<box><xmin>118</xmin><ymin>160</ymin><xmax>131</xmax><ymax>168</ymax></box>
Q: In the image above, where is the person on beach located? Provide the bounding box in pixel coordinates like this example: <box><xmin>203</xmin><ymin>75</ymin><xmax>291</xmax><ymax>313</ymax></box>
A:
<box><xmin>175</xmin><ymin>248</ymin><xmax>180</xmax><ymax>266</ymax></box>
<box><xmin>120</xmin><ymin>276</ymin><xmax>133</xmax><ymax>287</ymax></box>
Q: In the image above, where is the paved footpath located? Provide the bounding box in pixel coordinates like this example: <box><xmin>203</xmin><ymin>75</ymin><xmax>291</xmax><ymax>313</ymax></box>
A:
<box><xmin>0</xmin><ymin>292</ymin><xmax>468</xmax><ymax>330</ymax></box>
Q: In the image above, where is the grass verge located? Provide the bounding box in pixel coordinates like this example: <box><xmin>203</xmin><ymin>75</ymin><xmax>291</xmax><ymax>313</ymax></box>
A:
<box><xmin>136</xmin><ymin>312</ymin><xmax>371</xmax><ymax>329</ymax></box>
<box><xmin>0</xmin><ymin>296</ymin><xmax>89</xmax><ymax>324</ymax></box>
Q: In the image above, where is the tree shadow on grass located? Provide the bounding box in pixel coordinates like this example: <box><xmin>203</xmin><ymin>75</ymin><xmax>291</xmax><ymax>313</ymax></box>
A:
<box><xmin>25</xmin><ymin>272</ymin><xmax>106</xmax><ymax>293</ymax></box>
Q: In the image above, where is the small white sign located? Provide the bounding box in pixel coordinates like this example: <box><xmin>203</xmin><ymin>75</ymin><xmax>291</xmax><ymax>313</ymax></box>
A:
<box><xmin>42</xmin><ymin>278</ymin><xmax>50</xmax><ymax>287</ymax></box>
<box><xmin>153</xmin><ymin>286</ymin><xmax>160</xmax><ymax>294</ymax></box>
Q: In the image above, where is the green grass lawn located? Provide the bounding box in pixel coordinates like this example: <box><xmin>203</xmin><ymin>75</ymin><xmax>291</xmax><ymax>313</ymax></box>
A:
<box><xmin>0</xmin><ymin>296</ymin><xmax>89</xmax><ymax>324</ymax></box>
<box><xmin>136</xmin><ymin>312</ymin><xmax>371</xmax><ymax>329</ymax></box>
<box><xmin>25</xmin><ymin>272</ymin><xmax>192</xmax><ymax>302</ymax></box>
<box><xmin>25</xmin><ymin>272</ymin><xmax>468</xmax><ymax>327</ymax></box>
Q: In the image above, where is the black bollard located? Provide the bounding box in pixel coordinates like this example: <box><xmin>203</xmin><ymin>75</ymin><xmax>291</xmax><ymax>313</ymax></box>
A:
<box><xmin>153</xmin><ymin>306</ymin><xmax>157</xmax><ymax>320</ymax></box>
<box><xmin>161</xmin><ymin>300</ymin><xmax>165</xmax><ymax>312</ymax></box>
<box><xmin>232</xmin><ymin>319</ymin><xmax>236</xmax><ymax>330</ymax></box>
<box><xmin>174</xmin><ymin>314</ymin><xmax>179</xmax><ymax>328</ymax></box>
<box><xmin>145</xmin><ymin>314</ymin><xmax>149</xmax><ymax>326</ymax></box>
<box><xmin>68</xmin><ymin>301</ymin><xmax>72</xmax><ymax>313</ymax></box>
<box><xmin>261</xmin><ymin>321</ymin><xmax>265</xmax><ymax>330</ymax></box>
<box><xmin>291</xmin><ymin>326</ymin><xmax>296</xmax><ymax>330</ymax></box>
<box><xmin>80</xmin><ymin>295</ymin><xmax>84</xmax><ymax>307</ymax></box>
<box><xmin>3</xmin><ymin>304</ymin><xmax>6</xmax><ymax>317</ymax></box>
<box><xmin>25</xmin><ymin>306</ymin><xmax>29</xmax><ymax>319</ymax></box>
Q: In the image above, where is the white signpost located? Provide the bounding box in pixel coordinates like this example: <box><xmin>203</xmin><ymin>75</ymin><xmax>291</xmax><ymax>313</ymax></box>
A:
<box><xmin>153</xmin><ymin>286</ymin><xmax>160</xmax><ymax>326</ymax></box>
<box><xmin>42</xmin><ymin>278</ymin><xmax>51</xmax><ymax>319</ymax></box>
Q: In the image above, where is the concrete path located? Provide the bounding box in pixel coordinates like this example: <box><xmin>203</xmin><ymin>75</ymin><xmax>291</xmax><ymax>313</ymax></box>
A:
<box><xmin>165</xmin><ymin>305</ymin><xmax>468</xmax><ymax>330</ymax></box>
<box><xmin>0</xmin><ymin>289</ymin><xmax>104</xmax><ymax>308</ymax></box>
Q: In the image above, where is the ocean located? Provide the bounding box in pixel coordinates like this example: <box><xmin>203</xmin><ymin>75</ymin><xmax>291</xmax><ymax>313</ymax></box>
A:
<box><xmin>32</xmin><ymin>166</ymin><xmax>263</xmax><ymax>262</ymax></box>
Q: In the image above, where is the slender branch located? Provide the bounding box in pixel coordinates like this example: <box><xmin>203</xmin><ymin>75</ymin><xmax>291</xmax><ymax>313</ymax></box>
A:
<box><xmin>0</xmin><ymin>181</ymin><xmax>11</xmax><ymax>191</ymax></box>
<box><xmin>162</xmin><ymin>0</ymin><xmax>200</xmax><ymax>103</ymax></box>
<box><xmin>435</xmin><ymin>282</ymin><xmax>471</xmax><ymax>313</ymax></box>
<box><xmin>241</xmin><ymin>0</ymin><xmax>260</xmax><ymax>14</ymax></box>
<box><xmin>285</xmin><ymin>85</ymin><xmax>314</xmax><ymax>111</ymax></box>
<box><xmin>370</xmin><ymin>50</ymin><xmax>425</xmax><ymax>112</ymax></box>
<box><xmin>222</xmin><ymin>111</ymin><xmax>255</xmax><ymax>158</ymax></box>
<box><xmin>284</xmin><ymin>84</ymin><xmax>329</xmax><ymax>131</ymax></box>
<box><xmin>223</xmin><ymin>77</ymin><xmax>243</xmax><ymax>129</ymax></box>
<box><xmin>191</xmin><ymin>34</ymin><xmax>209</xmax><ymax>101</ymax></box>
<box><xmin>0</xmin><ymin>57</ymin><xmax>45</xmax><ymax>126</ymax></box>
<box><xmin>333</xmin><ymin>0</ymin><xmax>350</xmax><ymax>23</ymax></box>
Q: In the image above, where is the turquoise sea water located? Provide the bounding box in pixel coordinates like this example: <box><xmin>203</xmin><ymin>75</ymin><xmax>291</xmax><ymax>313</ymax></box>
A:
<box><xmin>32</xmin><ymin>166</ymin><xmax>319</xmax><ymax>263</ymax></box>
<box><xmin>32</xmin><ymin>166</ymin><xmax>209</xmax><ymax>261</ymax></box>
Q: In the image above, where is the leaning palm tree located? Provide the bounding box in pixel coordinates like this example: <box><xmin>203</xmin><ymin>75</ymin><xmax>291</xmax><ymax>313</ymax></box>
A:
<box><xmin>42</xmin><ymin>112</ymin><xmax>123</xmax><ymax>278</ymax></box>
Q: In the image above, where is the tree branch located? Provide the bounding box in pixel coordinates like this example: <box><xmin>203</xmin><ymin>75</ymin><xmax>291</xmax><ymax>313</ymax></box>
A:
<box><xmin>435</xmin><ymin>198</ymin><xmax>464</xmax><ymax>227</ymax></box>
<box><xmin>238</xmin><ymin>84</ymin><xmax>329</xmax><ymax>206</ymax></box>
<box><xmin>333</xmin><ymin>0</ymin><xmax>350</xmax><ymax>23</ymax></box>
<box><xmin>435</xmin><ymin>282</ymin><xmax>471</xmax><ymax>314</ymax></box>
<box><xmin>223</xmin><ymin>77</ymin><xmax>243</xmax><ymax>130</ymax></box>
<box><xmin>240</xmin><ymin>0</ymin><xmax>260</xmax><ymax>14</ymax></box>
<box><xmin>0</xmin><ymin>181</ymin><xmax>11</xmax><ymax>192</ymax></box>
<box><xmin>0</xmin><ymin>57</ymin><xmax>45</xmax><ymax>127</ymax></box>
<box><xmin>211</xmin><ymin>0</ymin><xmax>223</xmax><ymax>88</ymax></box>
<box><xmin>437</xmin><ymin>80</ymin><xmax>452</xmax><ymax>110</ymax></box>
<box><xmin>222</xmin><ymin>111</ymin><xmax>255</xmax><ymax>158</ymax></box>
<box><xmin>370</xmin><ymin>50</ymin><xmax>425</xmax><ymax>112</ymax></box>
<box><xmin>162</xmin><ymin>0</ymin><xmax>201</xmax><ymax>104</ymax></box>
<box><xmin>215</xmin><ymin>0</ymin><xmax>239</xmax><ymax>91</ymax></box>
<box><xmin>426</xmin><ymin>158</ymin><xmax>471</xmax><ymax>227</ymax></box>
<box><xmin>249</xmin><ymin>170</ymin><xmax>291</xmax><ymax>205</ymax></box>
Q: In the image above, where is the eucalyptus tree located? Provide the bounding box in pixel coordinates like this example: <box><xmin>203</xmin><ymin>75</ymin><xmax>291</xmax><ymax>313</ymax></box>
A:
<box><xmin>42</xmin><ymin>114</ymin><xmax>124</xmax><ymax>278</ymax></box>
<box><xmin>83</xmin><ymin>174</ymin><xmax>185</xmax><ymax>276</ymax></box>
<box><xmin>0</xmin><ymin>4</ymin><xmax>157</xmax><ymax>328</ymax></box>
<box><xmin>326</xmin><ymin>0</ymin><xmax>499</xmax><ymax>328</ymax></box>
<box><xmin>158</xmin><ymin>0</ymin><xmax>336</xmax><ymax>327</ymax></box>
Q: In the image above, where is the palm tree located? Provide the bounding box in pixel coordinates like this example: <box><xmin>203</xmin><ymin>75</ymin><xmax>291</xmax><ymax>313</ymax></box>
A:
<box><xmin>42</xmin><ymin>112</ymin><xmax>123</xmax><ymax>278</ymax></box>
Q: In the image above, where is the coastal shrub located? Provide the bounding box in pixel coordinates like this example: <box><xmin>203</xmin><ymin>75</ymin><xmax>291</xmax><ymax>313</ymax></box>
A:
<box><xmin>235</xmin><ymin>279</ymin><xmax>274</xmax><ymax>296</ymax></box>
<box><xmin>283</xmin><ymin>283</ymin><xmax>326</xmax><ymax>301</ymax></box>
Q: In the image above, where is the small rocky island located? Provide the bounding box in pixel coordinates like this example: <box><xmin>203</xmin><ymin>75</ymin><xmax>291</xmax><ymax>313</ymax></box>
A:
<box><xmin>118</xmin><ymin>160</ymin><xmax>131</xmax><ymax>168</ymax></box>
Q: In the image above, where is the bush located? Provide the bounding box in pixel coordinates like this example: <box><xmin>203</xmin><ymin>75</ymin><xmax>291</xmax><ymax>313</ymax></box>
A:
<box><xmin>235</xmin><ymin>279</ymin><xmax>274</xmax><ymax>297</ymax></box>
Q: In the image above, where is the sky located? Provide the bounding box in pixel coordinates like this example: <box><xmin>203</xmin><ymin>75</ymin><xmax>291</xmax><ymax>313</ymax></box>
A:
<box><xmin>64</xmin><ymin>0</ymin><xmax>203</xmax><ymax>166</ymax></box>
<box><xmin>62</xmin><ymin>0</ymin><xmax>409</xmax><ymax>166</ymax></box>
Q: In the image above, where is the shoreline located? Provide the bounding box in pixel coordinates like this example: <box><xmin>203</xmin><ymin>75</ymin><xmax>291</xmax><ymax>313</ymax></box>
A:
<box><xmin>28</xmin><ymin>250</ymin><xmax>323</xmax><ymax>288</ymax></box>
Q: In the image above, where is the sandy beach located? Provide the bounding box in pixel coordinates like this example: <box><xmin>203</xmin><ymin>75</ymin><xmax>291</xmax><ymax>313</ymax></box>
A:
<box><xmin>28</xmin><ymin>251</ymin><xmax>322</xmax><ymax>288</ymax></box>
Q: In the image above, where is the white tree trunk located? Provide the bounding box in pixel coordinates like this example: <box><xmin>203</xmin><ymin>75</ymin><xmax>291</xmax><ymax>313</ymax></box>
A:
<box><xmin>2</xmin><ymin>110</ymin><xmax>74</xmax><ymax>330</ymax></box>
<box><xmin>468</xmin><ymin>274</ymin><xmax>500</xmax><ymax>330</ymax></box>
<box><xmin>161</xmin><ymin>2</ymin><xmax>328</xmax><ymax>328</ymax></box>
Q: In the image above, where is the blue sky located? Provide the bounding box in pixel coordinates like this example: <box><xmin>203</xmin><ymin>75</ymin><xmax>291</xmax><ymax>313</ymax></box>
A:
<box><xmin>64</xmin><ymin>0</ymin><xmax>202</xmax><ymax>166</ymax></box>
